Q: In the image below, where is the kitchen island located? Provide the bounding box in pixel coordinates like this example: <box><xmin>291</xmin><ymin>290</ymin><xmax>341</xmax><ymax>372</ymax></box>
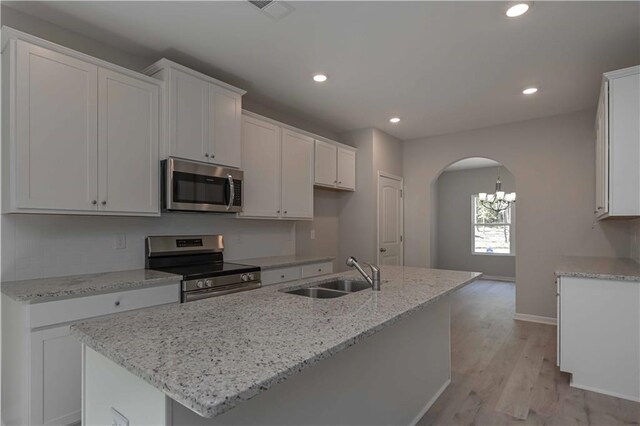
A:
<box><xmin>72</xmin><ymin>266</ymin><xmax>480</xmax><ymax>425</ymax></box>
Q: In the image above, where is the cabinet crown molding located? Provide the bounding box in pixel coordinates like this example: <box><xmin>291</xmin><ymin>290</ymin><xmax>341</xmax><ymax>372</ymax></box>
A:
<box><xmin>143</xmin><ymin>58</ymin><xmax>246</xmax><ymax>95</ymax></box>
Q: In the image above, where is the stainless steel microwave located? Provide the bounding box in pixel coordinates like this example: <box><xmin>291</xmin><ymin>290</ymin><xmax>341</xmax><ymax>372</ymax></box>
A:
<box><xmin>162</xmin><ymin>158</ymin><xmax>243</xmax><ymax>213</ymax></box>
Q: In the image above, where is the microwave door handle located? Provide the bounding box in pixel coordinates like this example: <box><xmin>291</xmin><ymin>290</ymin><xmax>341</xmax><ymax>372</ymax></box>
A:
<box><xmin>226</xmin><ymin>175</ymin><xmax>235</xmax><ymax>210</ymax></box>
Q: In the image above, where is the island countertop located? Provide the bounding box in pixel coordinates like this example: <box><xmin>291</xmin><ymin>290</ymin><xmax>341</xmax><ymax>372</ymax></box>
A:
<box><xmin>555</xmin><ymin>256</ymin><xmax>640</xmax><ymax>282</ymax></box>
<box><xmin>71</xmin><ymin>266</ymin><xmax>481</xmax><ymax>418</ymax></box>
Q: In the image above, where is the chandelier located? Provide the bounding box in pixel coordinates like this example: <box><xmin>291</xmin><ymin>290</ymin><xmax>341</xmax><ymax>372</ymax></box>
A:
<box><xmin>478</xmin><ymin>171</ymin><xmax>515</xmax><ymax>214</ymax></box>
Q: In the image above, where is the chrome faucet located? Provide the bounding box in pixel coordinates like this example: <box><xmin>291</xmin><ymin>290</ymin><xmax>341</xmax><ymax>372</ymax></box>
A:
<box><xmin>346</xmin><ymin>257</ymin><xmax>381</xmax><ymax>291</ymax></box>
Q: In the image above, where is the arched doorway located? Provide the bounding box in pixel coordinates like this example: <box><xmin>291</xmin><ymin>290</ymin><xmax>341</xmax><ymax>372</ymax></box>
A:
<box><xmin>431</xmin><ymin>157</ymin><xmax>516</xmax><ymax>281</ymax></box>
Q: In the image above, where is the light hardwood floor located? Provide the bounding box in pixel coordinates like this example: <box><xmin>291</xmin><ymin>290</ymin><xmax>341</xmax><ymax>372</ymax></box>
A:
<box><xmin>418</xmin><ymin>280</ymin><xmax>640</xmax><ymax>426</ymax></box>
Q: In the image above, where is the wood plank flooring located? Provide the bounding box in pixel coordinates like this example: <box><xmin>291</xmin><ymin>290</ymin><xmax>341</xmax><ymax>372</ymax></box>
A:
<box><xmin>417</xmin><ymin>280</ymin><xmax>640</xmax><ymax>426</ymax></box>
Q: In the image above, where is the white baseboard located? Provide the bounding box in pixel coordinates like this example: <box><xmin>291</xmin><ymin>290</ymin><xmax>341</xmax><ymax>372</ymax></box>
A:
<box><xmin>570</xmin><ymin>377</ymin><xmax>640</xmax><ymax>402</ymax></box>
<box><xmin>513</xmin><ymin>312</ymin><xmax>557</xmax><ymax>325</ymax></box>
<box><xmin>481</xmin><ymin>275</ymin><xmax>515</xmax><ymax>282</ymax></box>
<box><xmin>410</xmin><ymin>378</ymin><xmax>451</xmax><ymax>426</ymax></box>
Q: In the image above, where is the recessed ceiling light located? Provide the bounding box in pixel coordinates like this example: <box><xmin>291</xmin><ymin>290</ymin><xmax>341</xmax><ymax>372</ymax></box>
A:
<box><xmin>506</xmin><ymin>2</ymin><xmax>531</xmax><ymax>17</ymax></box>
<box><xmin>522</xmin><ymin>87</ymin><xmax>538</xmax><ymax>95</ymax></box>
<box><xmin>313</xmin><ymin>74</ymin><xmax>328</xmax><ymax>83</ymax></box>
<box><xmin>389</xmin><ymin>117</ymin><xmax>401</xmax><ymax>124</ymax></box>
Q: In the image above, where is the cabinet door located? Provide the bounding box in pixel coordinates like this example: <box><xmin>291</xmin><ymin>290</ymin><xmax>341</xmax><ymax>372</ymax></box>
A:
<box><xmin>15</xmin><ymin>41</ymin><xmax>98</xmax><ymax>211</ymax></box>
<box><xmin>595</xmin><ymin>82</ymin><xmax>609</xmax><ymax>217</ymax></box>
<box><xmin>169</xmin><ymin>68</ymin><xmax>209</xmax><ymax>162</ymax></box>
<box><xmin>609</xmin><ymin>73</ymin><xmax>640</xmax><ymax>216</ymax></box>
<box><xmin>314</xmin><ymin>140</ymin><xmax>337</xmax><ymax>187</ymax></box>
<box><xmin>281</xmin><ymin>129</ymin><xmax>314</xmax><ymax>219</ymax></box>
<box><xmin>240</xmin><ymin>116</ymin><xmax>281</xmax><ymax>218</ymax></box>
<box><xmin>337</xmin><ymin>147</ymin><xmax>356</xmax><ymax>191</ymax></box>
<box><xmin>30</xmin><ymin>325</ymin><xmax>81</xmax><ymax>426</ymax></box>
<box><xmin>210</xmin><ymin>85</ymin><xmax>242</xmax><ymax>168</ymax></box>
<box><xmin>97</xmin><ymin>68</ymin><xmax>160</xmax><ymax>215</ymax></box>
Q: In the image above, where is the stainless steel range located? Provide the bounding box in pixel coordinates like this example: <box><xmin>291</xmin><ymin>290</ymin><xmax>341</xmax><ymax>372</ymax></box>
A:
<box><xmin>145</xmin><ymin>235</ymin><xmax>261</xmax><ymax>302</ymax></box>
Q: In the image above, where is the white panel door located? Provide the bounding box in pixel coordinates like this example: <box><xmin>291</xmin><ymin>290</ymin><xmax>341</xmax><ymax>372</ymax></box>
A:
<box><xmin>314</xmin><ymin>140</ymin><xmax>337</xmax><ymax>187</ymax></box>
<box><xmin>30</xmin><ymin>325</ymin><xmax>81</xmax><ymax>426</ymax></box>
<box><xmin>15</xmin><ymin>40</ymin><xmax>98</xmax><ymax>211</ymax></box>
<box><xmin>240</xmin><ymin>116</ymin><xmax>281</xmax><ymax>218</ymax></box>
<box><xmin>337</xmin><ymin>147</ymin><xmax>356</xmax><ymax>191</ymax></box>
<box><xmin>210</xmin><ymin>85</ymin><xmax>242</xmax><ymax>168</ymax></box>
<box><xmin>97</xmin><ymin>68</ymin><xmax>159</xmax><ymax>215</ymax></box>
<box><xmin>281</xmin><ymin>129</ymin><xmax>314</xmax><ymax>219</ymax></box>
<box><xmin>169</xmin><ymin>68</ymin><xmax>209</xmax><ymax>162</ymax></box>
<box><xmin>378</xmin><ymin>174</ymin><xmax>403</xmax><ymax>265</ymax></box>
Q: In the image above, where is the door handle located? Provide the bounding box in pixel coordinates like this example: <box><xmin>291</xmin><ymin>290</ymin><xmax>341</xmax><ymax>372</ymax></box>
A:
<box><xmin>226</xmin><ymin>175</ymin><xmax>235</xmax><ymax>210</ymax></box>
<box><xmin>379</xmin><ymin>248</ymin><xmax>387</xmax><ymax>253</ymax></box>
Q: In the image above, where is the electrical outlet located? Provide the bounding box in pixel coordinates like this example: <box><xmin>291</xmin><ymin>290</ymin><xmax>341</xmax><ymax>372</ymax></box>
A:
<box><xmin>110</xmin><ymin>407</ymin><xmax>129</xmax><ymax>426</ymax></box>
<box><xmin>114</xmin><ymin>233</ymin><xmax>126</xmax><ymax>250</ymax></box>
<box><xmin>310</xmin><ymin>229</ymin><xmax>316</xmax><ymax>240</ymax></box>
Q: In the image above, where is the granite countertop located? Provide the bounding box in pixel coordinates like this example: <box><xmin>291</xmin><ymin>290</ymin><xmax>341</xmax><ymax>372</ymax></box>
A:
<box><xmin>71</xmin><ymin>266</ymin><xmax>481</xmax><ymax>418</ymax></box>
<box><xmin>1</xmin><ymin>269</ymin><xmax>182</xmax><ymax>303</ymax></box>
<box><xmin>235</xmin><ymin>254</ymin><xmax>336</xmax><ymax>270</ymax></box>
<box><xmin>555</xmin><ymin>256</ymin><xmax>640</xmax><ymax>282</ymax></box>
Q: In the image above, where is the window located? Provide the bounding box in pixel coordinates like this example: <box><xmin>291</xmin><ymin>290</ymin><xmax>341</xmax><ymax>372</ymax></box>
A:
<box><xmin>472</xmin><ymin>194</ymin><xmax>515</xmax><ymax>255</ymax></box>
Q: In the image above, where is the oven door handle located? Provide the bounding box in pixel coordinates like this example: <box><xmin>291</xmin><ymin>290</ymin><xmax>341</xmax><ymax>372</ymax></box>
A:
<box><xmin>226</xmin><ymin>174</ymin><xmax>235</xmax><ymax>211</ymax></box>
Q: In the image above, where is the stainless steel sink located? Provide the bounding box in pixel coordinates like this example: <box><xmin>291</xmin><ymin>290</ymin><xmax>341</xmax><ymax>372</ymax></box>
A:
<box><xmin>283</xmin><ymin>278</ymin><xmax>371</xmax><ymax>299</ymax></box>
<box><xmin>316</xmin><ymin>279</ymin><xmax>370</xmax><ymax>293</ymax></box>
<box><xmin>285</xmin><ymin>288</ymin><xmax>347</xmax><ymax>299</ymax></box>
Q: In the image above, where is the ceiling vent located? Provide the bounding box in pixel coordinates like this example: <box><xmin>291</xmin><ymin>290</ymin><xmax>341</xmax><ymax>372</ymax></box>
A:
<box><xmin>248</xmin><ymin>0</ymin><xmax>294</xmax><ymax>20</ymax></box>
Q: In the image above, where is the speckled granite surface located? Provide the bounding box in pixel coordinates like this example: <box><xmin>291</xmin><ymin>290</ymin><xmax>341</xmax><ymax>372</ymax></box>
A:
<box><xmin>236</xmin><ymin>254</ymin><xmax>335</xmax><ymax>270</ymax></box>
<box><xmin>1</xmin><ymin>269</ymin><xmax>182</xmax><ymax>303</ymax></box>
<box><xmin>71</xmin><ymin>266</ymin><xmax>480</xmax><ymax>418</ymax></box>
<box><xmin>556</xmin><ymin>256</ymin><xmax>640</xmax><ymax>282</ymax></box>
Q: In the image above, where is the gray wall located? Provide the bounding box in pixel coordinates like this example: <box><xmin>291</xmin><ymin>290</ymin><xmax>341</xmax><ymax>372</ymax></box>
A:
<box><xmin>334</xmin><ymin>128</ymin><xmax>403</xmax><ymax>270</ymax></box>
<box><xmin>436</xmin><ymin>166</ymin><xmax>516</xmax><ymax>278</ymax></box>
<box><xmin>404</xmin><ymin>110</ymin><xmax>632</xmax><ymax>319</ymax></box>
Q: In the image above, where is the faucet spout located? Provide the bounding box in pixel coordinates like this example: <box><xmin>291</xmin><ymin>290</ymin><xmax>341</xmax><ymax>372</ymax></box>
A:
<box><xmin>346</xmin><ymin>257</ymin><xmax>381</xmax><ymax>291</ymax></box>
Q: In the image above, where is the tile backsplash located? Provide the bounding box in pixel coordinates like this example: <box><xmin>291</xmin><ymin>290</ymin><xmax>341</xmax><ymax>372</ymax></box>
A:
<box><xmin>2</xmin><ymin>213</ymin><xmax>295</xmax><ymax>282</ymax></box>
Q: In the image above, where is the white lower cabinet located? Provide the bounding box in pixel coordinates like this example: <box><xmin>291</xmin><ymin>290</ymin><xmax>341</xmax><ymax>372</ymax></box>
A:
<box><xmin>1</xmin><ymin>282</ymin><xmax>181</xmax><ymax>426</ymax></box>
<box><xmin>557</xmin><ymin>276</ymin><xmax>640</xmax><ymax>401</ymax></box>
<box><xmin>262</xmin><ymin>262</ymin><xmax>334</xmax><ymax>286</ymax></box>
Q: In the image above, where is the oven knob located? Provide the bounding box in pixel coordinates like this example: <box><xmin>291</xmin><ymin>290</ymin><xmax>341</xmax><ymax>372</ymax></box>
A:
<box><xmin>241</xmin><ymin>274</ymin><xmax>248</xmax><ymax>282</ymax></box>
<box><xmin>205</xmin><ymin>279</ymin><xmax>212</xmax><ymax>287</ymax></box>
<box><xmin>196</xmin><ymin>280</ymin><xmax>204</xmax><ymax>289</ymax></box>
<box><xmin>247</xmin><ymin>273</ymin><xmax>255</xmax><ymax>281</ymax></box>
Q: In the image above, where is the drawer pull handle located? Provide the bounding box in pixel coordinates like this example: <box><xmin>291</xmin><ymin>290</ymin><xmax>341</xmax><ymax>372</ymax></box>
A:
<box><xmin>114</xmin><ymin>300</ymin><xmax>121</xmax><ymax>307</ymax></box>
<box><xmin>281</xmin><ymin>275</ymin><xmax>285</xmax><ymax>278</ymax></box>
<box><xmin>318</xmin><ymin>268</ymin><xmax>322</xmax><ymax>272</ymax></box>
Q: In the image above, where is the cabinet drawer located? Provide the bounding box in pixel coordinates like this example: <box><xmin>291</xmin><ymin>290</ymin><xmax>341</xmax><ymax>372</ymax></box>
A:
<box><xmin>29</xmin><ymin>283</ymin><xmax>180</xmax><ymax>329</ymax></box>
<box><xmin>262</xmin><ymin>267</ymin><xmax>301</xmax><ymax>286</ymax></box>
<box><xmin>301</xmin><ymin>262</ymin><xmax>333</xmax><ymax>278</ymax></box>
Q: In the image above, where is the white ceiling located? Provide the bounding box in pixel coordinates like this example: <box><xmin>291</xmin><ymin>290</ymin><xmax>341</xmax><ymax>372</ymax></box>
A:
<box><xmin>444</xmin><ymin>157</ymin><xmax>501</xmax><ymax>172</ymax></box>
<box><xmin>5</xmin><ymin>1</ymin><xmax>639</xmax><ymax>141</ymax></box>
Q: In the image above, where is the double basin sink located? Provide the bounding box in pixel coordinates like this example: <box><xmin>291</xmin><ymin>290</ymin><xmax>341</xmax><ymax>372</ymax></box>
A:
<box><xmin>284</xmin><ymin>278</ymin><xmax>370</xmax><ymax>299</ymax></box>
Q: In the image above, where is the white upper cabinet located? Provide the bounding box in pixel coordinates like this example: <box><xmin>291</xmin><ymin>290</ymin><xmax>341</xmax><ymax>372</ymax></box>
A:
<box><xmin>3</xmin><ymin>31</ymin><xmax>161</xmax><ymax>216</ymax></box>
<box><xmin>595</xmin><ymin>66</ymin><xmax>640</xmax><ymax>219</ymax></box>
<box><xmin>240</xmin><ymin>115</ymin><xmax>281</xmax><ymax>218</ymax></box>
<box><xmin>12</xmin><ymin>40</ymin><xmax>99</xmax><ymax>212</ymax></box>
<box><xmin>97</xmin><ymin>68</ymin><xmax>159</xmax><ymax>215</ymax></box>
<box><xmin>144</xmin><ymin>59</ymin><xmax>245</xmax><ymax>168</ymax></box>
<box><xmin>336</xmin><ymin>147</ymin><xmax>356</xmax><ymax>191</ymax></box>
<box><xmin>314</xmin><ymin>139</ymin><xmax>356</xmax><ymax>191</ymax></box>
<box><xmin>281</xmin><ymin>129</ymin><xmax>314</xmax><ymax>219</ymax></box>
<box><xmin>240</xmin><ymin>113</ymin><xmax>317</xmax><ymax>220</ymax></box>
<box><xmin>169</xmin><ymin>67</ymin><xmax>209</xmax><ymax>162</ymax></box>
<box><xmin>314</xmin><ymin>140</ymin><xmax>337</xmax><ymax>187</ymax></box>
<box><xmin>210</xmin><ymin>85</ymin><xmax>242</xmax><ymax>168</ymax></box>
